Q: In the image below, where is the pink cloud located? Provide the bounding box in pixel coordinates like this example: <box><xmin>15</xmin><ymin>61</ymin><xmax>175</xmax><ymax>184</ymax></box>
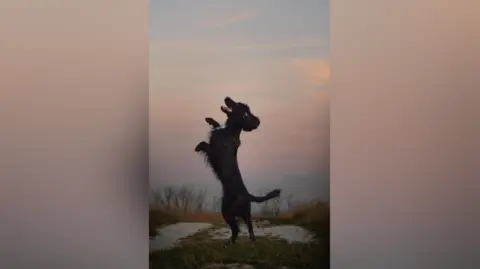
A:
<box><xmin>233</xmin><ymin>42</ymin><xmax>328</xmax><ymax>51</ymax></box>
<box><xmin>201</xmin><ymin>9</ymin><xmax>256</xmax><ymax>29</ymax></box>
<box><xmin>291</xmin><ymin>58</ymin><xmax>331</xmax><ymax>87</ymax></box>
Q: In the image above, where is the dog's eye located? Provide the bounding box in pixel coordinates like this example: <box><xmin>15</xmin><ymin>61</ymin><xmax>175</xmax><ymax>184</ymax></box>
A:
<box><xmin>243</xmin><ymin>112</ymin><xmax>249</xmax><ymax>118</ymax></box>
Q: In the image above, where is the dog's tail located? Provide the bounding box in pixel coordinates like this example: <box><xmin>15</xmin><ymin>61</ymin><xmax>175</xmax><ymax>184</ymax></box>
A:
<box><xmin>249</xmin><ymin>189</ymin><xmax>281</xmax><ymax>203</ymax></box>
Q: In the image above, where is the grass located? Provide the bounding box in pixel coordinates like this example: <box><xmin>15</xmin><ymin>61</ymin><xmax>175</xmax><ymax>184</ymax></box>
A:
<box><xmin>149</xmin><ymin>201</ymin><xmax>329</xmax><ymax>269</ymax></box>
<box><xmin>151</xmin><ymin>234</ymin><xmax>325</xmax><ymax>269</ymax></box>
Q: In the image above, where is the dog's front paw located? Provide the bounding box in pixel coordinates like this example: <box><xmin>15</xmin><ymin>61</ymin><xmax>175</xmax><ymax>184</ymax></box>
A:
<box><xmin>205</xmin><ymin>117</ymin><xmax>220</xmax><ymax>128</ymax></box>
<box><xmin>195</xmin><ymin>141</ymin><xmax>209</xmax><ymax>152</ymax></box>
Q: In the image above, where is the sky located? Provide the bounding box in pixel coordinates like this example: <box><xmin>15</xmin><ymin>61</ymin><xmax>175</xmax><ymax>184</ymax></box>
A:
<box><xmin>149</xmin><ymin>0</ymin><xmax>330</xmax><ymax>203</ymax></box>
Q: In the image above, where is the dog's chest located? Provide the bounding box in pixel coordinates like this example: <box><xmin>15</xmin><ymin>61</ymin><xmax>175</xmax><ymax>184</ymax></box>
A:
<box><xmin>209</xmin><ymin>129</ymin><xmax>241</xmax><ymax>149</ymax></box>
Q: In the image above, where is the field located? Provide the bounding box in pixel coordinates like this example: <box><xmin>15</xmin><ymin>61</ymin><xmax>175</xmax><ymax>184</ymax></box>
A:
<box><xmin>149</xmin><ymin>186</ymin><xmax>329</xmax><ymax>269</ymax></box>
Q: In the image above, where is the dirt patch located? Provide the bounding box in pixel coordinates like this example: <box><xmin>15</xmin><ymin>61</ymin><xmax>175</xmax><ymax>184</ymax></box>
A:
<box><xmin>208</xmin><ymin>224</ymin><xmax>316</xmax><ymax>244</ymax></box>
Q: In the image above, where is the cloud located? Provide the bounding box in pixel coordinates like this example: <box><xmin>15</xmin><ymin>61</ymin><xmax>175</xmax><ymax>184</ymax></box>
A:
<box><xmin>233</xmin><ymin>41</ymin><xmax>329</xmax><ymax>51</ymax></box>
<box><xmin>149</xmin><ymin>39</ymin><xmax>227</xmax><ymax>56</ymax></box>
<box><xmin>291</xmin><ymin>58</ymin><xmax>330</xmax><ymax>87</ymax></box>
<box><xmin>201</xmin><ymin>9</ymin><xmax>256</xmax><ymax>29</ymax></box>
<box><xmin>150</xmin><ymin>39</ymin><xmax>328</xmax><ymax>55</ymax></box>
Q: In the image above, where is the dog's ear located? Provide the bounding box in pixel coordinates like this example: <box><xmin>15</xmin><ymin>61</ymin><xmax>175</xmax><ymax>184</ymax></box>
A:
<box><xmin>225</xmin><ymin>96</ymin><xmax>236</xmax><ymax>102</ymax></box>
<box><xmin>224</xmin><ymin>97</ymin><xmax>237</xmax><ymax>107</ymax></box>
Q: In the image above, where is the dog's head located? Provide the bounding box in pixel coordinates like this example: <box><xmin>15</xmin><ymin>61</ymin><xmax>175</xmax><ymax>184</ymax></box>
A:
<box><xmin>221</xmin><ymin>97</ymin><xmax>260</xmax><ymax>132</ymax></box>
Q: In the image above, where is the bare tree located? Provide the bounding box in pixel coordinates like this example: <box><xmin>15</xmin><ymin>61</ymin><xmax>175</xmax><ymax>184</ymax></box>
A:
<box><xmin>150</xmin><ymin>186</ymin><xmax>178</xmax><ymax>210</ymax></box>
<box><xmin>163</xmin><ymin>186</ymin><xmax>175</xmax><ymax>210</ymax></box>
<box><xmin>271</xmin><ymin>196</ymin><xmax>282</xmax><ymax>216</ymax></box>
<box><xmin>176</xmin><ymin>186</ymin><xmax>192</xmax><ymax>215</ymax></box>
<box><xmin>285</xmin><ymin>193</ymin><xmax>294</xmax><ymax>210</ymax></box>
<box><xmin>151</xmin><ymin>189</ymin><xmax>166</xmax><ymax>209</ymax></box>
<box><xmin>150</xmin><ymin>185</ymin><xmax>212</xmax><ymax>214</ymax></box>
<box><xmin>211</xmin><ymin>196</ymin><xmax>220</xmax><ymax>212</ymax></box>
<box><xmin>194</xmin><ymin>189</ymin><xmax>207</xmax><ymax>212</ymax></box>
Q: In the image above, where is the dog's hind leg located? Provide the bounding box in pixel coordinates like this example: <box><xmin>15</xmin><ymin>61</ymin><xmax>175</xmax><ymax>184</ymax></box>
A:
<box><xmin>242</xmin><ymin>211</ymin><xmax>255</xmax><ymax>242</ymax></box>
<box><xmin>221</xmin><ymin>198</ymin><xmax>240</xmax><ymax>246</ymax></box>
<box><xmin>234</xmin><ymin>197</ymin><xmax>255</xmax><ymax>243</ymax></box>
<box><xmin>222</xmin><ymin>213</ymin><xmax>239</xmax><ymax>246</ymax></box>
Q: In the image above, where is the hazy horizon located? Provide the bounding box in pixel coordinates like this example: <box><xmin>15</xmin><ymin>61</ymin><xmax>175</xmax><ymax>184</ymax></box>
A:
<box><xmin>149</xmin><ymin>0</ymin><xmax>330</xmax><ymax>203</ymax></box>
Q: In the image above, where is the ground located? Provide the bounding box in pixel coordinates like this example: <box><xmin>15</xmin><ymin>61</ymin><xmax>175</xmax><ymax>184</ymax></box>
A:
<box><xmin>149</xmin><ymin>202</ymin><xmax>329</xmax><ymax>269</ymax></box>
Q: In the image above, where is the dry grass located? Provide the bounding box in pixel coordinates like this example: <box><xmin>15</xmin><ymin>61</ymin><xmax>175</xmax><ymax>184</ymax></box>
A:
<box><xmin>251</xmin><ymin>199</ymin><xmax>329</xmax><ymax>226</ymax></box>
<box><xmin>149</xmin><ymin>185</ymin><xmax>329</xmax><ymax>228</ymax></box>
<box><xmin>181</xmin><ymin>211</ymin><xmax>224</xmax><ymax>223</ymax></box>
<box><xmin>150</xmin><ymin>209</ymin><xmax>222</xmax><ymax>225</ymax></box>
<box><xmin>149</xmin><ymin>208</ymin><xmax>223</xmax><ymax>237</ymax></box>
<box><xmin>150</xmin><ymin>199</ymin><xmax>329</xmax><ymax>229</ymax></box>
<box><xmin>280</xmin><ymin>200</ymin><xmax>329</xmax><ymax>222</ymax></box>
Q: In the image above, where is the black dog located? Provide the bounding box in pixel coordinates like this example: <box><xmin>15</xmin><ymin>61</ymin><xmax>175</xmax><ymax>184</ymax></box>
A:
<box><xmin>195</xmin><ymin>97</ymin><xmax>281</xmax><ymax>246</ymax></box>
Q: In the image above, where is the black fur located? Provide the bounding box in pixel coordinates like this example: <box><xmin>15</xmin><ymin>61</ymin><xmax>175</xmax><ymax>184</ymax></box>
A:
<box><xmin>195</xmin><ymin>97</ymin><xmax>281</xmax><ymax>245</ymax></box>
